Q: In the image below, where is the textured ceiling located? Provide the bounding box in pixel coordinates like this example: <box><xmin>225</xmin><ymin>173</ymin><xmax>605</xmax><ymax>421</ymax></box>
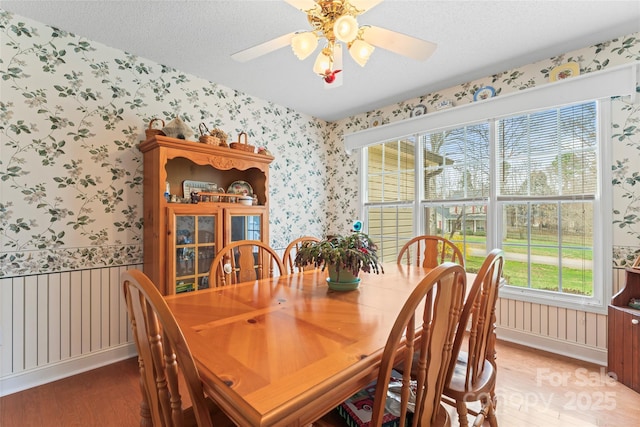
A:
<box><xmin>2</xmin><ymin>0</ymin><xmax>639</xmax><ymax>121</ymax></box>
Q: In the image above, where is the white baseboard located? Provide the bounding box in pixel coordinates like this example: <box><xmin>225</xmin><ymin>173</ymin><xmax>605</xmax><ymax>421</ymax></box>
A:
<box><xmin>0</xmin><ymin>343</ymin><xmax>137</xmax><ymax>397</ymax></box>
<box><xmin>496</xmin><ymin>326</ymin><xmax>607</xmax><ymax>366</ymax></box>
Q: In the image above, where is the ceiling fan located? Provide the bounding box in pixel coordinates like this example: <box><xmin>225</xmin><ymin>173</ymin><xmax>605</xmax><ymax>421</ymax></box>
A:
<box><xmin>231</xmin><ymin>0</ymin><xmax>437</xmax><ymax>88</ymax></box>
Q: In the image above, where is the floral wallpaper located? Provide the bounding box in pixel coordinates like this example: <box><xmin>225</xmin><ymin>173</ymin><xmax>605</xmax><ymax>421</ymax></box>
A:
<box><xmin>1</xmin><ymin>8</ymin><xmax>639</xmax><ymax>278</ymax></box>
<box><xmin>0</xmin><ymin>10</ymin><xmax>343</xmax><ymax>278</ymax></box>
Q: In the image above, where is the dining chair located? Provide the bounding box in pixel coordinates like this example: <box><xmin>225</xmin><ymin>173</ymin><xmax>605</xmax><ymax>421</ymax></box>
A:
<box><xmin>282</xmin><ymin>235</ymin><xmax>321</xmax><ymax>274</ymax></box>
<box><xmin>443</xmin><ymin>249</ymin><xmax>504</xmax><ymax>427</ymax></box>
<box><xmin>319</xmin><ymin>262</ymin><xmax>466</xmax><ymax>427</ymax></box>
<box><xmin>397</xmin><ymin>235</ymin><xmax>465</xmax><ymax>269</ymax></box>
<box><xmin>208</xmin><ymin>239</ymin><xmax>285</xmax><ymax>287</ymax></box>
<box><xmin>122</xmin><ymin>269</ymin><xmax>234</xmax><ymax>427</ymax></box>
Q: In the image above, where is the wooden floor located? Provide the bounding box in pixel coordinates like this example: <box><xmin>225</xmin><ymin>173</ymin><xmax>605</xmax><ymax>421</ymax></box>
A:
<box><xmin>1</xmin><ymin>340</ymin><xmax>638</xmax><ymax>426</ymax></box>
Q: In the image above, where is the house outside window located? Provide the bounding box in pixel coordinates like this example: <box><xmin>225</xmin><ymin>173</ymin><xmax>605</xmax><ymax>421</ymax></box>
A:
<box><xmin>365</xmin><ymin>139</ymin><xmax>415</xmax><ymax>263</ymax></box>
<box><xmin>362</xmin><ymin>100</ymin><xmax>604</xmax><ymax>309</ymax></box>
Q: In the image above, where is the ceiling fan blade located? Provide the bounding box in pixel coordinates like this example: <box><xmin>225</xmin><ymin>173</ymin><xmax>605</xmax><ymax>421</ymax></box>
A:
<box><xmin>325</xmin><ymin>43</ymin><xmax>343</xmax><ymax>89</ymax></box>
<box><xmin>231</xmin><ymin>32</ymin><xmax>296</xmax><ymax>62</ymax></box>
<box><xmin>284</xmin><ymin>0</ymin><xmax>318</xmax><ymax>11</ymax></box>
<box><xmin>350</xmin><ymin>0</ymin><xmax>383</xmax><ymax>13</ymax></box>
<box><xmin>362</xmin><ymin>25</ymin><xmax>437</xmax><ymax>61</ymax></box>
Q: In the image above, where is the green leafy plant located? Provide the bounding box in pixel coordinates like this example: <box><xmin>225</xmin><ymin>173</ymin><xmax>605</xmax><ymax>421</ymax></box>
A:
<box><xmin>294</xmin><ymin>231</ymin><xmax>384</xmax><ymax>276</ymax></box>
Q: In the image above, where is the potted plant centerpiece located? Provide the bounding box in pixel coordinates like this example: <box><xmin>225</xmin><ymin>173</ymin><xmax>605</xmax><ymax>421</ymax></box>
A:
<box><xmin>294</xmin><ymin>229</ymin><xmax>384</xmax><ymax>291</ymax></box>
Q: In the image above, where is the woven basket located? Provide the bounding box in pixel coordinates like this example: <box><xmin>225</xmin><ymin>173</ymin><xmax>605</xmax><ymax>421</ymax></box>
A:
<box><xmin>210</xmin><ymin>128</ymin><xmax>228</xmax><ymax>147</ymax></box>
<box><xmin>145</xmin><ymin>118</ymin><xmax>165</xmax><ymax>139</ymax></box>
<box><xmin>229</xmin><ymin>132</ymin><xmax>255</xmax><ymax>153</ymax></box>
<box><xmin>199</xmin><ymin>123</ymin><xmax>220</xmax><ymax>145</ymax></box>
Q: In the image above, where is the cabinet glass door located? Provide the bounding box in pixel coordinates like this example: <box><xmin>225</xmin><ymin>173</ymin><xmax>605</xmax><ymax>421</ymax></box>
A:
<box><xmin>170</xmin><ymin>208</ymin><xmax>218</xmax><ymax>293</ymax></box>
<box><xmin>226</xmin><ymin>207</ymin><xmax>266</xmax><ymax>243</ymax></box>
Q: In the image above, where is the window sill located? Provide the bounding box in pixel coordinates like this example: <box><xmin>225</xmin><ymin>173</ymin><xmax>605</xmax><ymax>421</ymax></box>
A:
<box><xmin>498</xmin><ymin>285</ymin><xmax>607</xmax><ymax>315</ymax></box>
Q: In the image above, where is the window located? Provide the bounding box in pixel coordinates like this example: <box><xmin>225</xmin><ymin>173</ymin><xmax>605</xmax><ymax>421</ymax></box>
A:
<box><xmin>365</xmin><ymin>139</ymin><xmax>415</xmax><ymax>263</ymax></box>
<box><xmin>362</xmin><ymin>100</ymin><xmax>606</xmax><ymax>310</ymax></box>
<box><xmin>420</xmin><ymin>124</ymin><xmax>490</xmax><ymax>273</ymax></box>
<box><xmin>498</xmin><ymin>103</ymin><xmax>596</xmax><ymax>296</ymax></box>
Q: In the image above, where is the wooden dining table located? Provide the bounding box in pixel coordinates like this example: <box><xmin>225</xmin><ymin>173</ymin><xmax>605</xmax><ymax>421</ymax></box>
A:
<box><xmin>164</xmin><ymin>263</ymin><xmax>471</xmax><ymax>427</ymax></box>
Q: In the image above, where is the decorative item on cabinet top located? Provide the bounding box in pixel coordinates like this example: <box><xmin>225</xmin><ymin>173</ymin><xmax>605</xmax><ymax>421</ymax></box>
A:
<box><xmin>258</xmin><ymin>146</ymin><xmax>273</xmax><ymax>156</ymax></box>
<box><xmin>138</xmin><ymin>134</ymin><xmax>276</xmax><ymax>168</ymax></box>
<box><xmin>212</xmin><ymin>128</ymin><xmax>229</xmax><ymax>147</ymax></box>
<box><xmin>229</xmin><ymin>131</ymin><xmax>255</xmax><ymax>152</ymax></box>
<box><xmin>198</xmin><ymin>123</ymin><xmax>229</xmax><ymax>147</ymax></box>
<box><xmin>145</xmin><ymin>118</ymin><xmax>165</xmax><ymax>139</ymax></box>
<box><xmin>162</xmin><ymin>116</ymin><xmax>194</xmax><ymax>140</ymax></box>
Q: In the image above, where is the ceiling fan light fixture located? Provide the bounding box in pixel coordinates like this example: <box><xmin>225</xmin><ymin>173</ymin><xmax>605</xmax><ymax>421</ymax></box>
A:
<box><xmin>291</xmin><ymin>32</ymin><xmax>318</xmax><ymax>60</ymax></box>
<box><xmin>349</xmin><ymin>39</ymin><xmax>374</xmax><ymax>66</ymax></box>
<box><xmin>232</xmin><ymin>0</ymin><xmax>436</xmax><ymax>87</ymax></box>
<box><xmin>333</xmin><ymin>15</ymin><xmax>359</xmax><ymax>43</ymax></box>
<box><xmin>312</xmin><ymin>49</ymin><xmax>332</xmax><ymax>75</ymax></box>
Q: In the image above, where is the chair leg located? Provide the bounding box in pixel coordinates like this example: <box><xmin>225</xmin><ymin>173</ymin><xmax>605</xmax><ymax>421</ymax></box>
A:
<box><xmin>472</xmin><ymin>408</ymin><xmax>486</xmax><ymax>427</ymax></box>
<box><xmin>486</xmin><ymin>399</ymin><xmax>498</xmax><ymax>427</ymax></box>
<box><xmin>472</xmin><ymin>395</ymin><xmax>498</xmax><ymax>427</ymax></box>
<box><xmin>488</xmin><ymin>382</ymin><xmax>498</xmax><ymax>426</ymax></box>
<box><xmin>455</xmin><ymin>400</ymin><xmax>470</xmax><ymax>427</ymax></box>
<box><xmin>137</xmin><ymin>357</ymin><xmax>153</xmax><ymax>427</ymax></box>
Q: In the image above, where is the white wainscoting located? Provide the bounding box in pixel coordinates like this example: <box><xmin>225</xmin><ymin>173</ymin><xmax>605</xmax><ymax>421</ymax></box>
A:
<box><xmin>495</xmin><ymin>269</ymin><xmax>625</xmax><ymax>366</ymax></box>
<box><xmin>0</xmin><ymin>263</ymin><xmax>620</xmax><ymax>396</ymax></box>
<box><xmin>0</xmin><ymin>264</ymin><xmax>140</xmax><ymax>396</ymax></box>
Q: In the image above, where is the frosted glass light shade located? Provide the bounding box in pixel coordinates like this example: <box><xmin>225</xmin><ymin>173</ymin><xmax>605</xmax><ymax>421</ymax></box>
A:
<box><xmin>333</xmin><ymin>15</ymin><xmax>359</xmax><ymax>43</ymax></box>
<box><xmin>312</xmin><ymin>51</ymin><xmax>332</xmax><ymax>75</ymax></box>
<box><xmin>349</xmin><ymin>39</ymin><xmax>375</xmax><ymax>66</ymax></box>
<box><xmin>291</xmin><ymin>32</ymin><xmax>318</xmax><ymax>60</ymax></box>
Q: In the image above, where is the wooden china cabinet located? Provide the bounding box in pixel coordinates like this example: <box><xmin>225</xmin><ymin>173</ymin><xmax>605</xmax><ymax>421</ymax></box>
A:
<box><xmin>138</xmin><ymin>135</ymin><xmax>274</xmax><ymax>295</ymax></box>
<box><xmin>607</xmin><ymin>267</ymin><xmax>640</xmax><ymax>393</ymax></box>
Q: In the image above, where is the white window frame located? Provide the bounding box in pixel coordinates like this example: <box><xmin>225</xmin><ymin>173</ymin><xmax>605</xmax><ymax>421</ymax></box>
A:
<box><xmin>495</xmin><ymin>100</ymin><xmax>611</xmax><ymax>312</ymax></box>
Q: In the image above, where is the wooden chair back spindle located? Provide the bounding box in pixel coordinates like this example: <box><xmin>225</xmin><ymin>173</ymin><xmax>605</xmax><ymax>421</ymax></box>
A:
<box><xmin>208</xmin><ymin>240</ymin><xmax>284</xmax><ymax>287</ymax></box>
<box><xmin>397</xmin><ymin>235</ymin><xmax>465</xmax><ymax>269</ymax></box>
<box><xmin>283</xmin><ymin>236</ymin><xmax>321</xmax><ymax>274</ymax></box>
